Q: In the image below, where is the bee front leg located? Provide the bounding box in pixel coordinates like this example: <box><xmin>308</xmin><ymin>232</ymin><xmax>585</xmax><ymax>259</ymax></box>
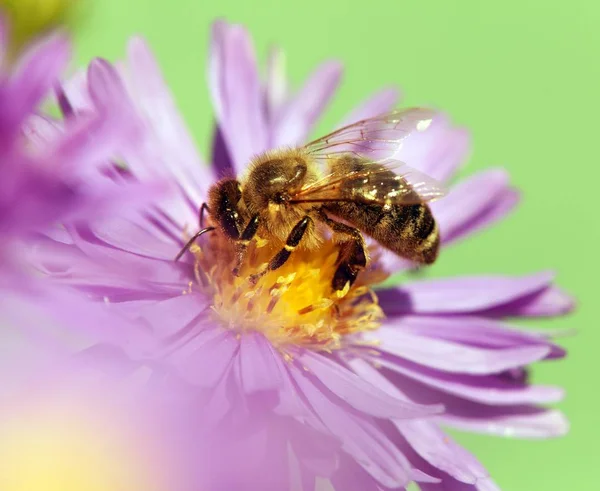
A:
<box><xmin>249</xmin><ymin>216</ymin><xmax>312</xmax><ymax>284</ymax></box>
<box><xmin>316</xmin><ymin>210</ymin><xmax>367</xmax><ymax>291</ymax></box>
<box><xmin>232</xmin><ymin>214</ymin><xmax>260</xmax><ymax>276</ymax></box>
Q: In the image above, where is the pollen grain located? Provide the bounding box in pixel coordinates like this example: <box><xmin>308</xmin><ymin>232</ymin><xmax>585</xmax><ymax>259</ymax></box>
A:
<box><xmin>190</xmin><ymin>232</ymin><xmax>385</xmax><ymax>351</ymax></box>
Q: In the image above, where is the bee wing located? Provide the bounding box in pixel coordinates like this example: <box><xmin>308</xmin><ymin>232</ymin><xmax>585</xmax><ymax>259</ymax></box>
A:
<box><xmin>290</xmin><ymin>161</ymin><xmax>446</xmax><ymax>206</ymax></box>
<box><xmin>304</xmin><ymin>107</ymin><xmax>437</xmax><ymax>162</ymax></box>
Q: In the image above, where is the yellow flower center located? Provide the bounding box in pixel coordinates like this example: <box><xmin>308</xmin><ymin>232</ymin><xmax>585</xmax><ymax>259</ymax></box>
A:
<box><xmin>0</xmin><ymin>397</ymin><xmax>166</xmax><ymax>491</ymax></box>
<box><xmin>189</xmin><ymin>232</ymin><xmax>387</xmax><ymax>351</ymax></box>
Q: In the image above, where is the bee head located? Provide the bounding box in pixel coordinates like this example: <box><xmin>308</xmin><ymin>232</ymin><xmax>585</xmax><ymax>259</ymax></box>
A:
<box><xmin>243</xmin><ymin>154</ymin><xmax>308</xmax><ymax>212</ymax></box>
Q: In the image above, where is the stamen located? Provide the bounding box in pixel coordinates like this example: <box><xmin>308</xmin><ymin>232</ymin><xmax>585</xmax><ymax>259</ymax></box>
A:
<box><xmin>266</xmin><ymin>296</ymin><xmax>279</xmax><ymax>314</ymax></box>
<box><xmin>187</xmin><ymin>230</ymin><xmax>386</xmax><ymax>351</ymax></box>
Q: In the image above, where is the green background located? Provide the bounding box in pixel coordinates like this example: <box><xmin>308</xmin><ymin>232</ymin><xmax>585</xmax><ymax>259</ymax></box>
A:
<box><xmin>71</xmin><ymin>1</ymin><xmax>597</xmax><ymax>489</ymax></box>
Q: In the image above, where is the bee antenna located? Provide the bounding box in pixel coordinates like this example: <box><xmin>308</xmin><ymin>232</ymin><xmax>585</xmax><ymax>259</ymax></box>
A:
<box><xmin>174</xmin><ymin>227</ymin><xmax>216</xmax><ymax>262</ymax></box>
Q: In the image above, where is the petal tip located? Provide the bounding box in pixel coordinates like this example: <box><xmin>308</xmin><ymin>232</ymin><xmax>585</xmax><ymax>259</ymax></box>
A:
<box><xmin>127</xmin><ymin>35</ymin><xmax>151</xmax><ymax>55</ymax></box>
<box><xmin>546</xmin><ymin>410</ymin><xmax>570</xmax><ymax>437</ymax></box>
<box><xmin>87</xmin><ymin>58</ymin><xmax>126</xmax><ymax>107</ymax></box>
<box><xmin>486</xmin><ymin>167</ymin><xmax>512</xmax><ymax>184</ymax></box>
<box><xmin>550</xmin><ymin>288</ymin><xmax>577</xmax><ymax>316</ymax></box>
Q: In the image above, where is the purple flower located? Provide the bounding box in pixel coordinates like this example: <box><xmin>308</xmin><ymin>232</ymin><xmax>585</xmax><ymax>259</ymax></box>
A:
<box><xmin>0</xmin><ymin>16</ymin><xmax>152</xmax><ymax>286</ymax></box>
<box><xmin>0</xmin><ymin>16</ymin><xmax>201</xmax><ymax>489</ymax></box>
<box><xmin>0</xmin><ymin>14</ymin><xmax>168</xmax><ymax>371</ymax></box>
<box><xmin>33</xmin><ymin>20</ymin><xmax>573</xmax><ymax>490</ymax></box>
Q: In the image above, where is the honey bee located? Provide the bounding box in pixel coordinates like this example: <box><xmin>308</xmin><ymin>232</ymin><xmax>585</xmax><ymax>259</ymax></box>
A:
<box><xmin>175</xmin><ymin>108</ymin><xmax>446</xmax><ymax>291</ymax></box>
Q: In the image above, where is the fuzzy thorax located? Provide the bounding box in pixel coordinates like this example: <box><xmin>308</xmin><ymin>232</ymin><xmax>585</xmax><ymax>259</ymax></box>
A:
<box><xmin>190</xmin><ymin>232</ymin><xmax>386</xmax><ymax>351</ymax></box>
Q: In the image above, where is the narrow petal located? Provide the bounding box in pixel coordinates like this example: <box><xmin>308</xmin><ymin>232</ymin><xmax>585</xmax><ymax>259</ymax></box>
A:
<box><xmin>208</xmin><ymin>20</ymin><xmax>268</xmax><ymax>174</ymax></box>
<box><xmin>49</xmin><ymin>114</ymin><xmax>127</xmax><ymax>173</ymax></box>
<box><xmin>196</xmin><ymin>361</ymin><xmax>234</xmax><ymax>427</ymax></box>
<box><xmin>289</xmin><ymin>361</ymin><xmax>415</xmax><ymax>488</ymax></box>
<box><xmin>388</xmin><ymin>372</ymin><xmax>569</xmax><ymax>439</ymax></box>
<box><xmin>373</xmin><ymin>243</ymin><xmax>414</xmax><ymax>274</ymax></box>
<box><xmin>300</xmin><ymin>351</ymin><xmax>443</xmax><ymax>419</ymax></box>
<box><xmin>51</xmin><ymin>59</ymin><xmax>141</xmax><ymax>172</ymax></box>
<box><xmin>431</xmin><ymin>169</ymin><xmax>520</xmax><ymax>245</ymax></box>
<box><xmin>265</xmin><ymin>46</ymin><xmax>288</xmax><ymax>122</ymax></box>
<box><xmin>202</xmin><ymin>419</ymin><xmax>291</xmax><ymax>490</ymax></box>
<box><xmin>480</xmin><ymin>285</ymin><xmax>576</xmax><ymax>318</ymax></box>
<box><xmin>446</xmin><ymin>188</ymin><xmax>520</xmax><ymax>245</ymax></box>
<box><xmin>289</xmin><ymin>422</ymin><xmax>341</xmax><ymax>479</ymax></box>
<box><xmin>23</xmin><ymin>114</ymin><xmax>61</xmax><ymax>148</ymax></box>
<box><xmin>365</xmin><ymin>325</ymin><xmax>550</xmax><ymax>374</ymax></box>
<box><xmin>79</xmin><ymin>58</ymin><xmax>200</xmax><ymax>228</ymax></box>
<box><xmin>337</xmin><ymin>87</ymin><xmax>400</xmax><ymax>127</ymax></box>
<box><xmin>210</xmin><ymin>124</ymin><xmax>234</xmax><ymax>178</ymax></box>
<box><xmin>329</xmin><ymin>455</ymin><xmax>385</xmax><ymax>491</ymax></box>
<box><xmin>61</xmin><ymin>69</ymin><xmax>92</xmax><ymax>111</ymax></box>
<box><xmin>442</xmin><ymin>408</ymin><xmax>569</xmax><ymax>439</ymax></box>
<box><xmin>171</xmin><ymin>328</ymin><xmax>239</xmax><ymax>387</ymax></box>
<box><xmin>126</xmin><ymin>37</ymin><xmax>211</xmax><ymax>202</ymax></box>
<box><xmin>370</xmin><ymin>352</ymin><xmax>564</xmax><ymax>405</ymax></box>
<box><xmin>271</xmin><ymin>354</ymin><xmax>328</xmax><ymax>424</ymax></box>
<box><xmin>271</xmin><ymin>61</ymin><xmax>343</xmax><ymax>147</ymax></box>
<box><xmin>30</xmin><ymin>288</ymin><xmax>153</xmax><ymax>353</ymax></box>
<box><xmin>35</xmin><ymin>226</ymin><xmax>189</xmax><ymax>294</ymax></box>
<box><xmin>400</xmin><ymin>421</ymin><xmax>495</xmax><ymax>488</ymax></box>
<box><xmin>6</xmin><ymin>34</ymin><xmax>70</xmax><ymax>129</ymax></box>
<box><xmin>252</xmin><ymin>430</ymin><xmax>291</xmax><ymax>490</ymax></box>
<box><xmin>420</xmin><ymin>475</ymin><xmax>500</xmax><ymax>491</ymax></box>
<box><xmin>87</xmin><ymin>58</ymin><xmax>130</xmax><ymax>111</ymax></box>
<box><xmin>397</xmin><ymin>115</ymin><xmax>471</xmax><ymax>181</ymax></box>
<box><xmin>55</xmin><ymin>84</ymin><xmax>74</xmax><ymax>117</ymax></box>
<box><xmin>394</xmin><ymin>427</ymin><xmax>499</xmax><ymax>491</ymax></box>
<box><xmin>87</xmin><ymin>216</ymin><xmax>180</xmax><ymax>260</ymax></box>
<box><xmin>237</xmin><ymin>332</ymin><xmax>284</xmax><ymax>394</ymax></box>
<box><xmin>137</xmin><ymin>293</ymin><xmax>208</xmax><ymax>340</ymax></box>
<box><xmin>349</xmin><ymin>359</ymin><xmax>488</xmax><ymax>486</ymax></box>
<box><xmin>378</xmin><ymin>271</ymin><xmax>557</xmax><ymax>315</ymax></box>
<box><xmin>377</xmin><ymin>315</ymin><xmax>565</xmax><ymax>360</ymax></box>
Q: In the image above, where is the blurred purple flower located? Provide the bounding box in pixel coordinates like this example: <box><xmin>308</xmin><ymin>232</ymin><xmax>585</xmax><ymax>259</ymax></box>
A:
<box><xmin>0</xmin><ymin>16</ymin><xmax>153</xmax><ymax>288</ymax></box>
<box><xmin>0</xmin><ymin>15</ymin><xmax>212</xmax><ymax>490</ymax></box>
<box><xmin>32</xmin><ymin>20</ymin><xmax>573</xmax><ymax>490</ymax></box>
<box><xmin>0</xmin><ymin>14</ymin><xmax>166</xmax><ymax>384</ymax></box>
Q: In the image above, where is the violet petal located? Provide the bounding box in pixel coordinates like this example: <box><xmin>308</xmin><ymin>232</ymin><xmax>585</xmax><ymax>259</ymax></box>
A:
<box><xmin>337</xmin><ymin>87</ymin><xmax>400</xmax><ymax>127</ymax></box>
<box><xmin>271</xmin><ymin>61</ymin><xmax>343</xmax><ymax>147</ymax></box>
<box><xmin>378</xmin><ymin>271</ymin><xmax>556</xmax><ymax>315</ymax></box>
<box><xmin>208</xmin><ymin>20</ymin><xmax>268</xmax><ymax>174</ymax></box>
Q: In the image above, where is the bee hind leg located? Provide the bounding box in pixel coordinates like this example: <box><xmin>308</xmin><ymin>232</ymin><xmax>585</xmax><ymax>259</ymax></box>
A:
<box><xmin>249</xmin><ymin>216</ymin><xmax>312</xmax><ymax>284</ymax></box>
<box><xmin>315</xmin><ymin>211</ymin><xmax>367</xmax><ymax>291</ymax></box>
<box><xmin>331</xmin><ymin>239</ymin><xmax>367</xmax><ymax>291</ymax></box>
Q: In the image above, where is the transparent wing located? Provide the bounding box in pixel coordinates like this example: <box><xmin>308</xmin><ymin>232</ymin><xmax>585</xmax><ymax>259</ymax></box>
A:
<box><xmin>303</xmin><ymin>108</ymin><xmax>436</xmax><ymax>162</ymax></box>
<box><xmin>290</xmin><ymin>161</ymin><xmax>446</xmax><ymax>206</ymax></box>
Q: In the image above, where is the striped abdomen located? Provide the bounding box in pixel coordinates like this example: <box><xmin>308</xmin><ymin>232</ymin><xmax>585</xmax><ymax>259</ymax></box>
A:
<box><xmin>324</xmin><ymin>200</ymin><xmax>439</xmax><ymax>264</ymax></box>
<box><xmin>322</xmin><ymin>155</ymin><xmax>440</xmax><ymax>264</ymax></box>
